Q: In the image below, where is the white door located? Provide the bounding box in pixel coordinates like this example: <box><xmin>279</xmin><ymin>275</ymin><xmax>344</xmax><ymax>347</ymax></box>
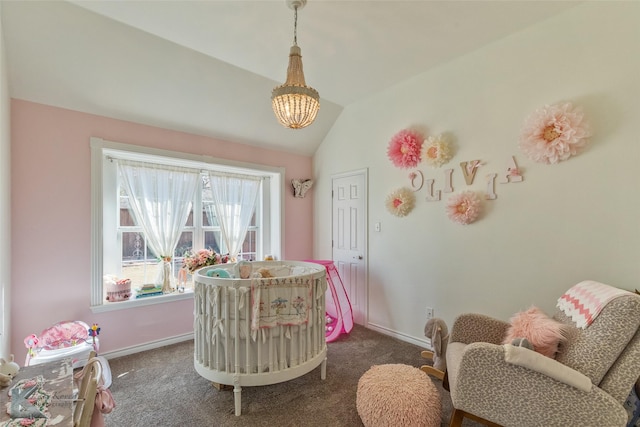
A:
<box><xmin>332</xmin><ymin>169</ymin><xmax>367</xmax><ymax>325</ymax></box>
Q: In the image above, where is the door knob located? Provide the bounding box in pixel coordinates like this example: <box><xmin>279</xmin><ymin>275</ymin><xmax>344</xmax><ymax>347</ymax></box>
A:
<box><xmin>354</xmin><ymin>255</ymin><xmax>363</xmax><ymax>260</ymax></box>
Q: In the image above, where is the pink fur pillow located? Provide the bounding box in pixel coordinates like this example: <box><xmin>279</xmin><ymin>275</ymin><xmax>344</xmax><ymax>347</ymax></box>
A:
<box><xmin>503</xmin><ymin>306</ymin><xmax>566</xmax><ymax>358</ymax></box>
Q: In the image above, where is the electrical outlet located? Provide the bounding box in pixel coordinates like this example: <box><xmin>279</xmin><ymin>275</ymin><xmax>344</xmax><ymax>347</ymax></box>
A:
<box><xmin>426</xmin><ymin>307</ymin><xmax>434</xmax><ymax>320</ymax></box>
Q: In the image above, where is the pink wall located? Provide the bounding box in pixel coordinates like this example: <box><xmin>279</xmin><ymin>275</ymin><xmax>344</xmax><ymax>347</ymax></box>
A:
<box><xmin>9</xmin><ymin>99</ymin><xmax>314</xmax><ymax>361</ymax></box>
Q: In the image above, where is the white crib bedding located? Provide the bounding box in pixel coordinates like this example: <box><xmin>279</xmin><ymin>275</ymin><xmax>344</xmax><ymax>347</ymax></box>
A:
<box><xmin>203</xmin><ymin>324</ymin><xmax>314</xmax><ymax>374</ymax></box>
<box><xmin>194</xmin><ymin>261</ymin><xmax>328</xmax><ymax>414</ymax></box>
<box><xmin>195</xmin><ymin>287</ymin><xmax>318</xmax><ymax>374</ymax></box>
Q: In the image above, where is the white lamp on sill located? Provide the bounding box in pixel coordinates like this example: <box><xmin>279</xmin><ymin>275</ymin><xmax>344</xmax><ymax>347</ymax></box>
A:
<box><xmin>271</xmin><ymin>0</ymin><xmax>320</xmax><ymax>129</ymax></box>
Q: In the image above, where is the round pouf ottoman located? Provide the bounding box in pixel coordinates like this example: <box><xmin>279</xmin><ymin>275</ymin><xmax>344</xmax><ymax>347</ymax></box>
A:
<box><xmin>356</xmin><ymin>364</ymin><xmax>441</xmax><ymax>427</ymax></box>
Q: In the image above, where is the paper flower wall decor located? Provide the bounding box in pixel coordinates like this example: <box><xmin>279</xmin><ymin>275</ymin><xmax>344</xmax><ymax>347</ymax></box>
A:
<box><xmin>385</xmin><ymin>187</ymin><xmax>416</xmax><ymax>217</ymax></box>
<box><xmin>446</xmin><ymin>191</ymin><xmax>481</xmax><ymax>225</ymax></box>
<box><xmin>519</xmin><ymin>102</ymin><xmax>591</xmax><ymax>164</ymax></box>
<box><xmin>387</xmin><ymin>129</ymin><xmax>424</xmax><ymax>169</ymax></box>
<box><xmin>423</xmin><ymin>134</ymin><xmax>453</xmax><ymax>167</ymax></box>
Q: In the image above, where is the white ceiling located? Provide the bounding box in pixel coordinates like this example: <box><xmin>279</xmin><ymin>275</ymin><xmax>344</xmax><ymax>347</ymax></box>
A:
<box><xmin>2</xmin><ymin>0</ymin><xmax>580</xmax><ymax>156</ymax></box>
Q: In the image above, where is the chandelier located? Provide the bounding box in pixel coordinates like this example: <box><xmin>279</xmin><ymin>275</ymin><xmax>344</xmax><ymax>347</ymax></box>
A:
<box><xmin>271</xmin><ymin>0</ymin><xmax>320</xmax><ymax>129</ymax></box>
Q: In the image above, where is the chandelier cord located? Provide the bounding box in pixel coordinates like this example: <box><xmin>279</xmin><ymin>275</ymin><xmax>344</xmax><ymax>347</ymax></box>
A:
<box><xmin>293</xmin><ymin>6</ymin><xmax>298</xmax><ymax>46</ymax></box>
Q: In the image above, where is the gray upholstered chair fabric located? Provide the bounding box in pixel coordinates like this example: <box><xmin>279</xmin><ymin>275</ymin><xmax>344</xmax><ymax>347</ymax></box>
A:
<box><xmin>445</xmin><ymin>283</ymin><xmax>640</xmax><ymax>427</ymax></box>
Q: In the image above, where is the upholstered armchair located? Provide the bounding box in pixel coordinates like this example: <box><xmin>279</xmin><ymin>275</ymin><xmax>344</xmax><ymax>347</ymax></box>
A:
<box><xmin>444</xmin><ymin>282</ymin><xmax>640</xmax><ymax>427</ymax></box>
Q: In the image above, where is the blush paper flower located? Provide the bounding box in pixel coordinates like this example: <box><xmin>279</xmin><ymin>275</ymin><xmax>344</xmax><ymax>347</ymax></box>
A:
<box><xmin>385</xmin><ymin>187</ymin><xmax>416</xmax><ymax>217</ymax></box>
<box><xmin>387</xmin><ymin>129</ymin><xmax>424</xmax><ymax>169</ymax></box>
<box><xmin>423</xmin><ymin>135</ymin><xmax>453</xmax><ymax>167</ymax></box>
<box><xmin>519</xmin><ymin>102</ymin><xmax>591</xmax><ymax>164</ymax></box>
<box><xmin>446</xmin><ymin>191</ymin><xmax>481</xmax><ymax>225</ymax></box>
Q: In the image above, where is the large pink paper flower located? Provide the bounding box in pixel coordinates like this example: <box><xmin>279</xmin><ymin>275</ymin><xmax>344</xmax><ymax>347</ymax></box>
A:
<box><xmin>385</xmin><ymin>187</ymin><xmax>416</xmax><ymax>217</ymax></box>
<box><xmin>387</xmin><ymin>129</ymin><xmax>424</xmax><ymax>169</ymax></box>
<box><xmin>446</xmin><ymin>191</ymin><xmax>481</xmax><ymax>225</ymax></box>
<box><xmin>519</xmin><ymin>102</ymin><xmax>591</xmax><ymax>164</ymax></box>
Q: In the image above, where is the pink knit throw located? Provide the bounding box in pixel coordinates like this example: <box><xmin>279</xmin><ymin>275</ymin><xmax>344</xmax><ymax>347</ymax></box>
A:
<box><xmin>557</xmin><ymin>280</ymin><xmax>631</xmax><ymax>329</ymax></box>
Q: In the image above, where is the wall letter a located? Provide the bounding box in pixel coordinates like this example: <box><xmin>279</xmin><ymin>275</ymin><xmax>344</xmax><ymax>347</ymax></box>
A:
<box><xmin>499</xmin><ymin>156</ymin><xmax>524</xmax><ymax>184</ymax></box>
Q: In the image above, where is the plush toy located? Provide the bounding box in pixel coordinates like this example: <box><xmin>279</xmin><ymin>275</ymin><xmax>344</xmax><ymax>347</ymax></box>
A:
<box><xmin>256</xmin><ymin>268</ymin><xmax>274</xmax><ymax>278</ymax></box>
<box><xmin>0</xmin><ymin>354</ymin><xmax>20</xmax><ymax>387</ymax></box>
<box><xmin>420</xmin><ymin>318</ymin><xmax>449</xmax><ymax>380</ymax></box>
<box><xmin>511</xmin><ymin>337</ymin><xmax>534</xmax><ymax>350</ymax></box>
<box><xmin>206</xmin><ymin>268</ymin><xmax>231</xmax><ymax>278</ymax></box>
<box><xmin>237</xmin><ymin>261</ymin><xmax>252</xmax><ymax>279</ymax></box>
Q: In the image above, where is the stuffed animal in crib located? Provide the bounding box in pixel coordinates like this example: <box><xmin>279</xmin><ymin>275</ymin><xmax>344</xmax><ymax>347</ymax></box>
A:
<box><xmin>420</xmin><ymin>318</ymin><xmax>449</xmax><ymax>380</ymax></box>
<box><xmin>0</xmin><ymin>355</ymin><xmax>20</xmax><ymax>387</ymax></box>
<box><xmin>237</xmin><ymin>261</ymin><xmax>252</xmax><ymax>279</ymax></box>
<box><xmin>206</xmin><ymin>268</ymin><xmax>231</xmax><ymax>278</ymax></box>
<box><xmin>256</xmin><ymin>268</ymin><xmax>274</xmax><ymax>278</ymax></box>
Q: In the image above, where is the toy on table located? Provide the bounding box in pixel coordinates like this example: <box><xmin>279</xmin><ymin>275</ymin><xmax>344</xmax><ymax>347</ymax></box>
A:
<box><xmin>420</xmin><ymin>317</ymin><xmax>449</xmax><ymax>380</ymax></box>
<box><xmin>0</xmin><ymin>354</ymin><xmax>20</xmax><ymax>387</ymax></box>
<box><xmin>88</xmin><ymin>323</ymin><xmax>101</xmax><ymax>347</ymax></box>
<box><xmin>24</xmin><ymin>334</ymin><xmax>39</xmax><ymax>360</ymax></box>
<box><xmin>24</xmin><ymin>320</ymin><xmax>100</xmax><ymax>368</ymax></box>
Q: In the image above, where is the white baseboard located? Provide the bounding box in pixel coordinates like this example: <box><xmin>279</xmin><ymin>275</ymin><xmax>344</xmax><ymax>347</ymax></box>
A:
<box><xmin>99</xmin><ymin>326</ymin><xmax>428</xmax><ymax>361</ymax></box>
<box><xmin>366</xmin><ymin>322</ymin><xmax>431</xmax><ymax>349</ymax></box>
<box><xmin>99</xmin><ymin>332</ymin><xmax>194</xmax><ymax>360</ymax></box>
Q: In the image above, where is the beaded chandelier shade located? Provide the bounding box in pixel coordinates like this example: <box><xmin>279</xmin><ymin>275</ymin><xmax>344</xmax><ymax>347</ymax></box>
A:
<box><xmin>271</xmin><ymin>0</ymin><xmax>320</xmax><ymax>129</ymax></box>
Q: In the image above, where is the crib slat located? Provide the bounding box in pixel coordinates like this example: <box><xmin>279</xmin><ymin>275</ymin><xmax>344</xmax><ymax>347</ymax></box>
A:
<box><xmin>256</xmin><ymin>326</ymin><xmax>263</xmax><ymax>374</ymax></box>
<box><xmin>207</xmin><ymin>286</ymin><xmax>212</xmax><ymax>366</ymax></box>
<box><xmin>278</xmin><ymin>326</ymin><xmax>286</xmax><ymax>371</ymax></box>
<box><xmin>223</xmin><ymin>286</ymin><xmax>230</xmax><ymax>373</ymax></box>
<box><xmin>198</xmin><ymin>284</ymin><xmax>208</xmax><ymax>364</ymax></box>
<box><xmin>214</xmin><ymin>286</ymin><xmax>221</xmax><ymax>372</ymax></box>
<box><xmin>234</xmin><ymin>285</ymin><xmax>241</xmax><ymax>375</ymax></box>
<box><xmin>243</xmin><ymin>287</ymin><xmax>250</xmax><ymax>375</ymax></box>
<box><xmin>312</xmin><ymin>278</ymin><xmax>317</xmax><ymax>358</ymax></box>
<box><xmin>268</xmin><ymin>328</ymin><xmax>274</xmax><ymax>372</ymax></box>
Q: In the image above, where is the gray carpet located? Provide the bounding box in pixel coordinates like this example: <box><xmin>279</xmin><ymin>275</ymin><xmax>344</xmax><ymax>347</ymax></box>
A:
<box><xmin>104</xmin><ymin>325</ymin><xmax>480</xmax><ymax>426</ymax></box>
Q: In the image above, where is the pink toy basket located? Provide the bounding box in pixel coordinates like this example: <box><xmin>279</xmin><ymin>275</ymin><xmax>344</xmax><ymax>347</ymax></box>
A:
<box><xmin>305</xmin><ymin>260</ymin><xmax>354</xmax><ymax>342</ymax></box>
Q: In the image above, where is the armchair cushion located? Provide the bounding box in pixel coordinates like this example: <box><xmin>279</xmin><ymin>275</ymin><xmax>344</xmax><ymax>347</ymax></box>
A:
<box><xmin>503</xmin><ymin>344</ymin><xmax>591</xmax><ymax>392</ymax></box>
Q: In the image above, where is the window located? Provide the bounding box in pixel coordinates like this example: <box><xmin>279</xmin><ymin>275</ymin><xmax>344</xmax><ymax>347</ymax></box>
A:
<box><xmin>90</xmin><ymin>138</ymin><xmax>284</xmax><ymax>312</ymax></box>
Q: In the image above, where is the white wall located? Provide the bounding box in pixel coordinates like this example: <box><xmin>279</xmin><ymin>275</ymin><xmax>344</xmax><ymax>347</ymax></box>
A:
<box><xmin>0</xmin><ymin>2</ymin><xmax>12</xmax><ymax>359</ymax></box>
<box><xmin>313</xmin><ymin>2</ymin><xmax>640</xmax><ymax>346</ymax></box>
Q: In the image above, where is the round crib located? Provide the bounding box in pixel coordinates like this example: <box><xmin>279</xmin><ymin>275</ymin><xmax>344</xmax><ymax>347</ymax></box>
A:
<box><xmin>193</xmin><ymin>260</ymin><xmax>327</xmax><ymax>416</ymax></box>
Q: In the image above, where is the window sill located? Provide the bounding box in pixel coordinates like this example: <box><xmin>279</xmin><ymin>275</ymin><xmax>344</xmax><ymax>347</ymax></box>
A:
<box><xmin>90</xmin><ymin>289</ymin><xmax>194</xmax><ymax>314</ymax></box>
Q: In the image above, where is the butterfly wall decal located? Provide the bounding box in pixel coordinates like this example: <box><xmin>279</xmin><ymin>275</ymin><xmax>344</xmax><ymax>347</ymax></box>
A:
<box><xmin>291</xmin><ymin>179</ymin><xmax>314</xmax><ymax>198</ymax></box>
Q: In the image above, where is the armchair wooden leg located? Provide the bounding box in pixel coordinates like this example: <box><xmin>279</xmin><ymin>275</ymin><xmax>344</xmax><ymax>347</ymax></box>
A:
<box><xmin>449</xmin><ymin>408</ymin><xmax>503</xmax><ymax>427</ymax></box>
<box><xmin>449</xmin><ymin>408</ymin><xmax>464</xmax><ymax>427</ymax></box>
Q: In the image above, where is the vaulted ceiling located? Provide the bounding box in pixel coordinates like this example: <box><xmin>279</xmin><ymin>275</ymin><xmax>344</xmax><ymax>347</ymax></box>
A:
<box><xmin>2</xmin><ymin>1</ymin><xmax>580</xmax><ymax>156</ymax></box>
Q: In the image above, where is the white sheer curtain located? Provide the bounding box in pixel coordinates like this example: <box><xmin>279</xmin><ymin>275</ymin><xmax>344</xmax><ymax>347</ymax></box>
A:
<box><xmin>118</xmin><ymin>160</ymin><xmax>200</xmax><ymax>293</ymax></box>
<box><xmin>206</xmin><ymin>172</ymin><xmax>261</xmax><ymax>261</ymax></box>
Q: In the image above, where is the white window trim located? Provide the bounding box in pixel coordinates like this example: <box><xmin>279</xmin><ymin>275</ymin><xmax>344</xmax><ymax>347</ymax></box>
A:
<box><xmin>90</xmin><ymin>137</ymin><xmax>285</xmax><ymax>313</ymax></box>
